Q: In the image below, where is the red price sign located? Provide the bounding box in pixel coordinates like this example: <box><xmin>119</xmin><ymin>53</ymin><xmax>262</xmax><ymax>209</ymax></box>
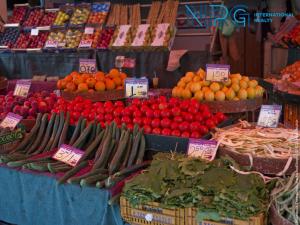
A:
<box><xmin>79</xmin><ymin>40</ymin><xmax>92</xmax><ymax>48</ymax></box>
<box><xmin>45</xmin><ymin>40</ymin><xmax>58</xmax><ymax>48</ymax></box>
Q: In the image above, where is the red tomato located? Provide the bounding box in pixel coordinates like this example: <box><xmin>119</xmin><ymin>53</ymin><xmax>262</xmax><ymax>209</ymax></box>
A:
<box><xmin>145</xmin><ymin>109</ymin><xmax>154</xmax><ymax>118</ymax></box>
<box><xmin>114</xmin><ymin>101</ymin><xmax>124</xmax><ymax>107</ymax></box>
<box><xmin>152</xmin><ymin>127</ymin><xmax>161</xmax><ymax>135</ymax></box>
<box><xmin>160</xmin><ymin>109</ymin><xmax>171</xmax><ymax>118</ymax></box>
<box><xmin>170</xmin><ymin>121</ymin><xmax>179</xmax><ymax>130</ymax></box>
<box><xmin>121</xmin><ymin>116</ymin><xmax>131</xmax><ymax>124</ymax></box>
<box><xmin>94</xmin><ymin>102</ymin><xmax>103</xmax><ymax>108</ymax></box>
<box><xmin>143</xmin><ymin>117</ymin><xmax>152</xmax><ymax>126</ymax></box>
<box><xmin>189</xmin><ymin>107</ymin><xmax>198</xmax><ymax>114</ymax></box>
<box><xmin>180</xmin><ymin>100</ymin><xmax>189</xmax><ymax>111</ymax></box>
<box><xmin>190</xmin><ymin>99</ymin><xmax>200</xmax><ymax>110</ymax></box>
<box><xmin>140</xmin><ymin>105</ymin><xmax>149</xmax><ymax>113</ymax></box>
<box><xmin>171</xmin><ymin>107</ymin><xmax>181</xmax><ymax>116</ymax></box>
<box><xmin>158</xmin><ymin>102</ymin><xmax>168</xmax><ymax>110</ymax></box>
<box><xmin>151</xmin><ymin>118</ymin><xmax>161</xmax><ymax>128</ymax></box>
<box><xmin>161</xmin><ymin>128</ymin><xmax>171</xmax><ymax>136</ymax></box>
<box><xmin>133</xmin><ymin>110</ymin><xmax>142</xmax><ymax>118</ymax></box>
<box><xmin>114</xmin><ymin>107</ymin><xmax>123</xmax><ymax>117</ymax></box>
<box><xmin>151</xmin><ymin>104</ymin><xmax>159</xmax><ymax>110</ymax></box>
<box><xmin>206</xmin><ymin>119</ymin><xmax>216</xmax><ymax>130</ymax></box>
<box><xmin>96</xmin><ymin>114</ymin><xmax>104</xmax><ymax>122</ymax></box>
<box><xmin>105</xmin><ymin>106</ymin><xmax>114</xmax><ymax>114</ymax></box>
<box><xmin>88</xmin><ymin>112</ymin><xmax>96</xmax><ymax>121</ymax></box>
<box><xmin>198</xmin><ymin>125</ymin><xmax>208</xmax><ymax>135</ymax></box>
<box><xmin>169</xmin><ymin>97</ymin><xmax>179</xmax><ymax>106</ymax></box>
<box><xmin>122</xmin><ymin>108</ymin><xmax>132</xmax><ymax>117</ymax></box>
<box><xmin>190</xmin><ymin>131</ymin><xmax>200</xmax><ymax>139</ymax></box>
<box><xmin>96</xmin><ymin>107</ymin><xmax>105</xmax><ymax>114</ymax></box>
<box><xmin>174</xmin><ymin>116</ymin><xmax>183</xmax><ymax>123</ymax></box>
<box><xmin>113</xmin><ymin>117</ymin><xmax>121</xmax><ymax>125</ymax></box>
<box><xmin>158</xmin><ymin>96</ymin><xmax>167</xmax><ymax>102</ymax></box>
<box><xmin>190</xmin><ymin>122</ymin><xmax>200</xmax><ymax>132</ymax></box>
<box><xmin>104</xmin><ymin>101</ymin><xmax>113</xmax><ymax>108</ymax></box>
<box><xmin>181</xmin><ymin>131</ymin><xmax>190</xmax><ymax>138</ymax></box>
<box><xmin>105</xmin><ymin>114</ymin><xmax>113</xmax><ymax>122</ymax></box>
<box><xmin>215</xmin><ymin>112</ymin><xmax>226</xmax><ymax>123</ymax></box>
<box><xmin>195</xmin><ymin>114</ymin><xmax>204</xmax><ymax>122</ymax></box>
<box><xmin>143</xmin><ymin>125</ymin><xmax>152</xmax><ymax>134</ymax></box>
<box><xmin>153</xmin><ymin>110</ymin><xmax>161</xmax><ymax>118</ymax></box>
<box><xmin>127</xmin><ymin>123</ymin><xmax>134</xmax><ymax>131</ymax></box>
<box><xmin>74</xmin><ymin>103</ymin><xmax>84</xmax><ymax>112</ymax></box>
<box><xmin>171</xmin><ymin>130</ymin><xmax>181</xmax><ymax>137</ymax></box>
<box><xmin>183</xmin><ymin>113</ymin><xmax>194</xmax><ymax>122</ymax></box>
<box><xmin>72</xmin><ymin>111</ymin><xmax>81</xmax><ymax>120</ymax></box>
<box><xmin>131</xmin><ymin>98</ymin><xmax>141</xmax><ymax>106</ymax></box>
<box><xmin>161</xmin><ymin>118</ymin><xmax>171</xmax><ymax>128</ymax></box>
<box><xmin>179</xmin><ymin>121</ymin><xmax>189</xmax><ymax>132</ymax></box>
<box><xmin>133</xmin><ymin>117</ymin><xmax>143</xmax><ymax>126</ymax></box>
<box><xmin>202</xmin><ymin>110</ymin><xmax>212</xmax><ymax>119</ymax></box>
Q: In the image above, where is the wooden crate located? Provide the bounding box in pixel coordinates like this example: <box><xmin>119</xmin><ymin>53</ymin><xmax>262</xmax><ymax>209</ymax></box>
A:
<box><xmin>185</xmin><ymin>208</ymin><xmax>265</xmax><ymax>225</ymax></box>
<box><xmin>120</xmin><ymin>197</ymin><xmax>185</xmax><ymax>225</ymax></box>
<box><xmin>284</xmin><ymin>103</ymin><xmax>300</xmax><ymax>128</ymax></box>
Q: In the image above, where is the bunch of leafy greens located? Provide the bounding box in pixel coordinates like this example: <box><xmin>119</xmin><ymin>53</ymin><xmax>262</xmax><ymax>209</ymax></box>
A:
<box><xmin>123</xmin><ymin>153</ymin><xmax>269</xmax><ymax>221</ymax></box>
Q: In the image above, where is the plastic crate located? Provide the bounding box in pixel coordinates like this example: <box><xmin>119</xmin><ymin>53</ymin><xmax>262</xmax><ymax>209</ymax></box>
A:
<box><xmin>120</xmin><ymin>197</ymin><xmax>185</xmax><ymax>225</ymax></box>
<box><xmin>284</xmin><ymin>102</ymin><xmax>300</xmax><ymax>128</ymax></box>
<box><xmin>185</xmin><ymin>208</ymin><xmax>265</xmax><ymax>225</ymax></box>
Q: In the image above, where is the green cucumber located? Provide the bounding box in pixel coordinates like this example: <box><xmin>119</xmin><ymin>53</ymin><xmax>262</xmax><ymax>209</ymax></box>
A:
<box><xmin>29</xmin><ymin>161</ymin><xmax>53</xmax><ymax>172</ymax></box>
<box><xmin>50</xmin><ymin>111</ymin><xmax>65</xmax><ymax>150</ymax></box>
<box><xmin>72</xmin><ymin>123</ymin><xmax>93</xmax><ymax>149</ymax></box>
<box><xmin>92</xmin><ymin>131</ymin><xmax>113</xmax><ymax>170</ymax></box>
<box><xmin>7</xmin><ymin>156</ymin><xmax>52</xmax><ymax>168</ymax></box>
<box><xmin>121</xmin><ymin>134</ymin><xmax>132</xmax><ymax>169</ymax></box>
<box><xmin>58</xmin><ymin>161</ymin><xmax>88</xmax><ymax>184</ymax></box>
<box><xmin>58</xmin><ymin>112</ymin><xmax>70</xmax><ymax>147</ymax></box>
<box><xmin>79</xmin><ymin>130</ymin><xmax>104</xmax><ymax>163</ymax></box>
<box><xmin>69</xmin><ymin>117</ymin><xmax>83</xmax><ymax>145</ymax></box>
<box><xmin>136</xmin><ymin>134</ymin><xmax>146</xmax><ymax>164</ymax></box>
<box><xmin>67</xmin><ymin>168</ymin><xmax>108</xmax><ymax>184</ymax></box>
<box><xmin>44</xmin><ymin>114</ymin><xmax>60</xmax><ymax>152</ymax></box>
<box><xmin>113</xmin><ymin>161</ymin><xmax>150</xmax><ymax>178</ymax></box>
<box><xmin>80</xmin><ymin>174</ymin><xmax>108</xmax><ymax>187</ymax></box>
<box><xmin>127</xmin><ymin>131</ymin><xmax>141</xmax><ymax>167</ymax></box>
<box><xmin>80</xmin><ymin>119</ymin><xmax>87</xmax><ymax>134</ymax></box>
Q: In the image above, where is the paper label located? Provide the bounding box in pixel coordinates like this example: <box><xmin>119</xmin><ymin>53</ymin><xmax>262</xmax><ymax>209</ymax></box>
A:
<box><xmin>31</xmin><ymin>28</ymin><xmax>39</xmax><ymax>36</ymax></box>
<box><xmin>125</xmin><ymin>78</ymin><xmax>149</xmax><ymax>98</ymax></box>
<box><xmin>123</xmin><ymin>58</ymin><xmax>136</xmax><ymax>68</ymax></box>
<box><xmin>132</xmin><ymin>24</ymin><xmax>150</xmax><ymax>46</ymax></box>
<box><xmin>257</xmin><ymin>105</ymin><xmax>282</xmax><ymax>128</ymax></box>
<box><xmin>13</xmin><ymin>80</ymin><xmax>31</xmax><ymax>98</ymax></box>
<box><xmin>115</xmin><ymin>56</ymin><xmax>125</xmax><ymax>68</ymax></box>
<box><xmin>167</xmin><ymin>50</ymin><xmax>187</xmax><ymax>71</ymax></box>
<box><xmin>79</xmin><ymin>40</ymin><xmax>92</xmax><ymax>48</ymax></box>
<box><xmin>113</xmin><ymin>25</ymin><xmax>131</xmax><ymax>47</ymax></box>
<box><xmin>84</xmin><ymin>27</ymin><xmax>94</xmax><ymax>34</ymax></box>
<box><xmin>79</xmin><ymin>59</ymin><xmax>97</xmax><ymax>74</ymax></box>
<box><xmin>206</xmin><ymin>64</ymin><xmax>230</xmax><ymax>82</ymax></box>
<box><xmin>151</xmin><ymin>23</ymin><xmax>169</xmax><ymax>46</ymax></box>
<box><xmin>0</xmin><ymin>113</ymin><xmax>23</xmax><ymax>129</ymax></box>
<box><xmin>0</xmin><ymin>129</ymin><xmax>23</xmax><ymax>145</ymax></box>
<box><xmin>187</xmin><ymin>139</ymin><xmax>218</xmax><ymax>161</ymax></box>
<box><xmin>45</xmin><ymin>40</ymin><xmax>58</xmax><ymax>48</ymax></box>
<box><xmin>52</xmin><ymin>144</ymin><xmax>84</xmax><ymax>167</ymax></box>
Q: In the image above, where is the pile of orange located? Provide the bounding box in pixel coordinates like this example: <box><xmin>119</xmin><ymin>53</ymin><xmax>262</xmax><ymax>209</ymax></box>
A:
<box><xmin>57</xmin><ymin>69</ymin><xmax>127</xmax><ymax>93</ymax></box>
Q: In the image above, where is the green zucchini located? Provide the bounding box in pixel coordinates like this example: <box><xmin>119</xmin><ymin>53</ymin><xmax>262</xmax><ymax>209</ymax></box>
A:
<box><xmin>79</xmin><ymin>130</ymin><xmax>104</xmax><ymax>163</ymax></box>
<box><xmin>92</xmin><ymin>131</ymin><xmax>113</xmax><ymax>170</ymax></box>
<box><xmin>50</xmin><ymin>111</ymin><xmax>65</xmax><ymax>150</ymax></box>
<box><xmin>69</xmin><ymin>117</ymin><xmax>83</xmax><ymax>145</ymax></box>
<box><xmin>58</xmin><ymin>112</ymin><xmax>70</xmax><ymax>147</ymax></box>
<box><xmin>13</xmin><ymin>113</ymin><xmax>43</xmax><ymax>152</ymax></box>
<box><xmin>28</xmin><ymin>161</ymin><xmax>53</xmax><ymax>172</ymax></box>
<box><xmin>58</xmin><ymin>161</ymin><xmax>88</xmax><ymax>184</ymax></box>
<box><xmin>44</xmin><ymin>114</ymin><xmax>60</xmax><ymax>152</ymax></box>
<box><xmin>95</xmin><ymin>180</ymin><xmax>105</xmax><ymax>188</ymax></box>
<box><xmin>84</xmin><ymin>122</ymin><xmax>96</xmax><ymax>148</ymax></box>
<box><xmin>26</xmin><ymin>114</ymin><xmax>49</xmax><ymax>155</ymax></box>
<box><xmin>121</xmin><ymin>134</ymin><xmax>132</xmax><ymax>169</ymax></box>
<box><xmin>135</xmin><ymin>134</ymin><xmax>146</xmax><ymax>164</ymax></box>
<box><xmin>72</xmin><ymin>123</ymin><xmax>93</xmax><ymax>149</ymax></box>
<box><xmin>127</xmin><ymin>131</ymin><xmax>141</xmax><ymax>167</ymax></box>
<box><xmin>80</xmin><ymin>119</ymin><xmax>87</xmax><ymax>134</ymax></box>
<box><xmin>48</xmin><ymin>163</ymin><xmax>71</xmax><ymax>173</ymax></box>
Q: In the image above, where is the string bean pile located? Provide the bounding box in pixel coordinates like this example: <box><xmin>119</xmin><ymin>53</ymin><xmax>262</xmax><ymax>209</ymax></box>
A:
<box><xmin>213</xmin><ymin>121</ymin><xmax>300</xmax><ymax>159</ymax></box>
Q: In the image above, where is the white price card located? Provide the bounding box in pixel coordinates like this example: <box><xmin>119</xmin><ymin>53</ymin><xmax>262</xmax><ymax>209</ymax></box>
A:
<box><xmin>206</xmin><ymin>64</ymin><xmax>230</xmax><ymax>82</ymax></box>
<box><xmin>187</xmin><ymin>139</ymin><xmax>218</xmax><ymax>161</ymax></box>
<box><xmin>0</xmin><ymin>113</ymin><xmax>23</xmax><ymax>129</ymax></box>
<box><xmin>125</xmin><ymin>78</ymin><xmax>149</xmax><ymax>98</ymax></box>
<box><xmin>13</xmin><ymin>79</ymin><xmax>31</xmax><ymax>98</ymax></box>
<box><xmin>257</xmin><ymin>105</ymin><xmax>282</xmax><ymax>128</ymax></box>
<box><xmin>84</xmin><ymin>27</ymin><xmax>94</xmax><ymax>34</ymax></box>
<box><xmin>132</xmin><ymin>24</ymin><xmax>150</xmax><ymax>46</ymax></box>
<box><xmin>45</xmin><ymin>40</ymin><xmax>58</xmax><ymax>48</ymax></box>
<box><xmin>53</xmin><ymin>144</ymin><xmax>84</xmax><ymax>167</ymax></box>
<box><xmin>151</xmin><ymin>23</ymin><xmax>169</xmax><ymax>46</ymax></box>
<box><xmin>79</xmin><ymin>40</ymin><xmax>92</xmax><ymax>48</ymax></box>
<box><xmin>79</xmin><ymin>58</ymin><xmax>97</xmax><ymax>74</ymax></box>
<box><xmin>31</xmin><ymin>28</ymin><xmax>39</xmax><ymax>36</ymax></box>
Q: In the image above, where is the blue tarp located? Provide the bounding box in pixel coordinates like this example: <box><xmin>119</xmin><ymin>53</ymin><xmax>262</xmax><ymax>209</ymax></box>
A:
<box><xmin>0</xmin><ymin>166</ymin><xmax>126</xmax><ymax>225</ymax></box>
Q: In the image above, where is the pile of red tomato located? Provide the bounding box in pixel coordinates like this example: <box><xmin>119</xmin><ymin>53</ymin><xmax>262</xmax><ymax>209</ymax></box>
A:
<box><xmin>53</xmin><ymin>96</ymin><xmax>226</xmax><ymax>138</ymax></box>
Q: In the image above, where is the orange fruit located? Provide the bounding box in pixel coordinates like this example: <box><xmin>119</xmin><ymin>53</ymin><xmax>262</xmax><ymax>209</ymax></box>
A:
<box><xmin>74</xmin><ymin>76</ymin><xmax>84</xmax><ymax>85</ymax></box>
<box><xmin>66</xmin><ymin>82</ymin><xmax>77</xmax><ymax>92</ymax></box>
<box><xmin>105</xmin><ymin>78</ymin><xmax>116</xmax><ymax>90</ymax></box>
<box><xmin>70</xmin><ymin>71</ymin><xmax>79</xmax><ymax>77</ymax></box>
<box><xmin>109</xmin><ymin>68</ymin><xmax>120</xmax><ymax>78</ymax></box>
<box><xmin>95</xmin><ymin>71</ymin><xmax>105</xmax><ymax>81</ymax></box>
<box><xmin>82</xmin><ymin>73</ymin><xmax>91</xmax><ymax>81</ymax></box>
<box><xmin>86</xmin><ymin>77</ymin><xmax>96</xmax><ymax>88</ymax></box>
<box><xmin>95</xmin><ymin>81</ymin><xmax>106</xmax><ymax>91</ymax></box>
<box><xmin>57</xmin><ymin>80</ymin><xmax>67</xmax><ymax>90</ymax></box>
<box><xmin>65</xmin><ymin>75</ymin><xmax>73</xmax><ymax>82</ymax></box>
<box><xmin>120</xmin><ymin>72</ymin><xmax>127</xmax><ymax>80</ymax></box>
<box><xmin>113</xmin><ymin>77</ymin><xmax>122</xmax><ymax>86</ymax></box>
<box><xmin>77</xmin><ymin>83</ymin><xmax>89</xmax><ymax>92</ymax></box>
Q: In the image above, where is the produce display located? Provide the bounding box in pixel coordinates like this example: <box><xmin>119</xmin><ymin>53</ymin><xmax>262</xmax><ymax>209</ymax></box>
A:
<box><xmin>53</xmin><ymin>94</ymin><xmax>226</xmax><ymax>137</ymax></box>
<box><xmin>79</xmin><ymin>28</ymin><xmax>101</xmax><ymax>48</ymax></box>
<box><xmin>172</xmin><ymin>70</ymin><xmax>264</xmax><ymax>101</ymax></box>
<box><xmin>57</xmin><ymin>69</ymin><xmax>126</xmax><ymax>93</ymax></box>
<box><xmin>39</xmin><ymin>10</ymin><xmax>58</xmax><ymax>26</ymax></box>
<box><xmin>0</xmin><ymin>116</ymin><xmax>148</xmax><ymax>188</ymax></box>
<box><xmin>23</xmin><ymin>8</ymin><xmax>44</xmax><ymax>27</ymax></box>
<box><xmin>70</xmin><ymin>7</ymin><xmax>90</xmax><ymax>25</ymax></box>
<box><xmin>281</xmin><ymin>60</ymin><xmax>300</xmax><ymax>82</ymax></box>
<box><xmin>8</xmin><ymin>5</ymin><xmax>28</xmax><ymax>24</ymax></box>
<box><xmin>0</xmin><ymin>91</ymin><xmax>56</xmax><ymax>120</ymax></box>
<box><xmin>0</xmin><ymin>27</ymin><xmax>20</xmax><ymax>48</ymax></box>
<box><xmin>46</xmin><ymin>30</ymin><xmax>65</xmax><ymax>46</ymax></box>
<box><xmin>271</xmin><ymin>172</ymin><xmax>300</xmax><ymax>224</ymax></box>
<box><xmin>53</xmin><ymin>9</ymin><xmax>72</xmax><ymax>26</ymax></box>
<box><xmin>27</xmin><ymin>30</ymin><xmax>50</xmax><ymax>49</ymax></box>
<box><xmin>123</xmin><ymin>153</ymin><xmax>269</xmax><ymax>221</ymax></box>
<box><xmin>87</xmin><ymin>3</ymin><xmax>110</xmax><ymax>25</ymax></box>
<box><xmin>96</xmin><ymin>27</ymin><xmax>115</xmax><ymax>49</ymax></box>
<box><xmin>64</xmin><ymin>28</ymin><xmax>83</xmax><ymax>48</ymax></box>
<box><xmin>13</xmin><ymin>32</ymin><xmax>31</xmax><ymax>49</ymax></box>
<box><xmin>213</xmin><ymin>121</ymin><xmax>300</xmax><ymax>159</ymax></box>
<box><xmin>282</xmin><ymin>24</ymin><xmax>300</xmax><ymax>47</ymax></box>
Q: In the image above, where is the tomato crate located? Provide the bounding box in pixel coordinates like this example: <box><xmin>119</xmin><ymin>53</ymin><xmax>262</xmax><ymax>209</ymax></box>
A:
<box><xmin>284</xmin><ymin>102</ymin><xmax>300</xmax><ymax>128</ymax></box>
<box><xmin>185</xmin><ymin>208</ymin><xmax>265</xmax><ymax>225</ymax></box>
<box><xmin>120</xmin><ymin>197</ymin><xmax>185</xmax><ymax>225</ymax></box>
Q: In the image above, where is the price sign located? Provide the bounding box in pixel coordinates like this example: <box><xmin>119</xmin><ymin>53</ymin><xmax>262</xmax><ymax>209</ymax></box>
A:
<box><xmin>52</xmin><ymin>144</ymin><xmax>84</xmax><ymax>167</ymax></box>
<box><xmin>0</xmin><ymin>129</ymin><xmax>23</xmax><ymax>145</ymax></box>
<box><xmin>187</xmin><ymin>139</ymin><xmax>218</xmax><ymax>161</ymax></box>
<box><xmin>0</xmin><ymin>113</ymin><xmax>23</xmax><ymax>129</ymax></box>
<box><xmin>13</xmin><ymin>79</ymin><xmax>31</xmax><ymax>98</ymax></box>
<box><xmin>79</xmin><ymin>59</ymin><xmax>97</xmax><ymax>74</ymax></box>
<box><xmin>45</xmin><ymin>40</ymin><xmax>58</xmax><ymax>48</ymax></box>
<box><xmin>31</xmin><ymin>28</ymin><xmax>39</xmax><ymax>36</ymax></box>
<box><xmin>206</xmin><ymin>64</ymin><xmax>230</xmax><ymax>82</ymax></box>
<box><xmin>125</xmin><ymin>78</ymin><xmax>149</xmax><ymax>98</ymax></box>
<box><xmin>257</xmin><ymin>105</ymin><xmax>282</xmax><ymax>128</ymax></box>
<box><xmin>123</xmin><ymin>58</ymin><xmax>136</xmax><ymax>68</ymax></box>
<box><xmin>79</xmin><ymin>40</ymin><xmax>92</xmax><ymax>48</ymax></box>
<box><xmin>84</xmin><ymin>27</ymin><xmax>94</xmax><ymax>34</ymax></box>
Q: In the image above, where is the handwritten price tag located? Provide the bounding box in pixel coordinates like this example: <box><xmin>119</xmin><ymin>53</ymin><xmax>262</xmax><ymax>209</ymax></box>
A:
<box><xmin>257</xmin><ymin>105</ymin><xmax>282</xmax><ymax>128</ymax></box>
<box><xmin>79</xmin><ymin>40</ymin><xmax>92</xmax><ymax>48</ymax></box>
<box><xmin>0</xmin><ymin>113</ymin><xmax>23</xmax><ymax>129</ymax></box>
<box><xmin>45</xmin><ymin>40</ymin><xmax>58</xmax><ymax>48</ymax></box>
<box><xmin>187</xmin><ymin>139</ymin><xmax>218</xmax><ymax>161</ymax></box>
<box><xmin>79</xmin><ymin>58</ymin><xmax>97</xmax><ymax>74</ymax></box>
<box><xmin>125</xmin><ymin>78</ymin><xmax>149</xmax><ymax>98</ymax></box>
<box><xmin>206</xmin><ymin>64</ymin><xmax>230</xmax><ymax>82</ymax></box>
<box><xmin>52</xmin><ymin>144</ymin><xmax>84</xmax><ymax>167</ymax></box>
<box><xmin>84</xmin><ymin>27</ymin><xmax>94</xmax><ymax>34</ymax></box>
<box><xmin>13</xmin><ymin>80</ymin><xmax>31</xmax><ymax>98</ymax></box>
